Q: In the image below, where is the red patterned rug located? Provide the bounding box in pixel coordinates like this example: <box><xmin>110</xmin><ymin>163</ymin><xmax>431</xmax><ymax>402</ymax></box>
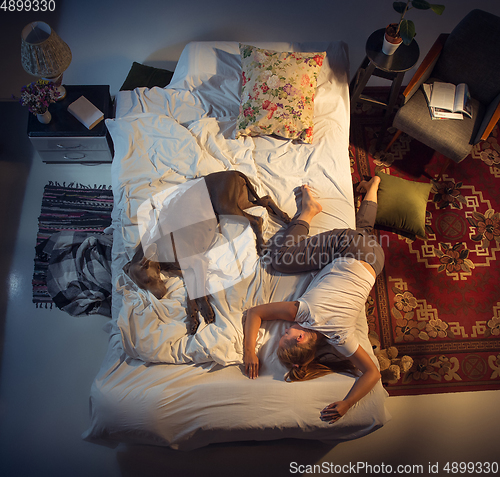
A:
<box><xmin>350</xmin><ymin>88</ymin><xmax>500</xmax><ymax>396</ymax></box>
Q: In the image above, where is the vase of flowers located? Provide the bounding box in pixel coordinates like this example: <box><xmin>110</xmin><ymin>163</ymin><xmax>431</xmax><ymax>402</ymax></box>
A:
<box><xmin>14</xmin><ymin>80</ymin><xmax>60</xmax><ymax>123</ymax></box>
<box><xmin>383</xmin><ymin>0</ymin><xmax>446</xmax><ymax>55</ymax></box>
<box><xmin>37</xmin><ymin>110</ymin><xmax>52</xmax><ymax>124</ymax></box>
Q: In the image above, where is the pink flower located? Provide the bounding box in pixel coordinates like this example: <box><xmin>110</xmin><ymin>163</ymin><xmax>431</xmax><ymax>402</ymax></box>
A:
<box><xmin>313</xmin><ymin>55</ymin><xmax>324</xmax><ymax>66</ymax></box>
<box><xmin>263</xmin><ymin>101</ymin><xmax>277</xmax><ymax>119</ymax></box>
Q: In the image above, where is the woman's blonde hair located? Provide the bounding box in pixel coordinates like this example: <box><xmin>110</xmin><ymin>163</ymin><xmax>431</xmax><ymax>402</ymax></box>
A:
<box><xmin>277</xmin><ymin>330</ymin><xmax>356</xmax><ymax>382</ymax></box>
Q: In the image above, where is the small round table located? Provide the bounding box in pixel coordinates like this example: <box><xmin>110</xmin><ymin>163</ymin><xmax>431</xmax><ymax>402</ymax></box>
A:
<box><xmin>350</xmin><ymin>28</ymin><xmax>420</xmax><ymax>149</ymax></box>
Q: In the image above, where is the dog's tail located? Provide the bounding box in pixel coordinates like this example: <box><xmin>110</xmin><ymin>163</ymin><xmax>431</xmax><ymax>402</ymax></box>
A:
<box><xmin>236</xmin><ymin>171</ymin><xmax>291</xmax><ymax>224</ymax></box>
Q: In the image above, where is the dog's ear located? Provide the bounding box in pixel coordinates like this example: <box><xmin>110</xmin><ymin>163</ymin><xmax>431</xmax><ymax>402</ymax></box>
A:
<box><xmin>123</xmin><ymin>261</ymin><xmax>131</xmax><ymax>275</ymax></box>
<box><xmin>124</xmin><ymin>245</ymin><xmax>144</xmax><ymax>275</ymax></box>
<box><xmin>132</xmin><ymin>245</ymin><xmax>145</xmax><ymax>262</ymax></box>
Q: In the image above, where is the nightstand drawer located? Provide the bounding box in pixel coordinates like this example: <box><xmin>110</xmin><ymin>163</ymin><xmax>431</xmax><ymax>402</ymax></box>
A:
<box><xmin>30</xmin><ymin>136</ymin><xmax>109</xmax><ymax>151</ymax></box>
<box><xmin>36</xmin><ymin>149</ymin><xmax>112</xmax><ymax>163</ymax></box>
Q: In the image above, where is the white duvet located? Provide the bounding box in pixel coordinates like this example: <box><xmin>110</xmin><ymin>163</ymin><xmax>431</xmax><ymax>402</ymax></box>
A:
<box><xmin>108</xmin><ymin>41</ymin><xmax>355</xmax><ymax>367</ymax></box>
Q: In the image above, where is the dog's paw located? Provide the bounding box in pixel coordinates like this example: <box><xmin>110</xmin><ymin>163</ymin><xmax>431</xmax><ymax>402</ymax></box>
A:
<box><xmin>199</xmin><ymin>298</ymin><xmax>215</xmax><ymax>324</ymax></box>
<box><xmin>186</xmin><ymin>299</ymin><xmax>201</xmax><ymax>334</ymax></box>
<box><xmin>187</xmin><ymin>313</ymin><xmax>200</xmax><ymax>335</ymax></box>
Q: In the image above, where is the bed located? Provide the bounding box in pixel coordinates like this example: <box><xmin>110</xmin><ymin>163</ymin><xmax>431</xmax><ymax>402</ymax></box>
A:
<box><xmin>82</xmin><ymin>41</ymin><xmax>391</xmax><ymax>451</ymax></box>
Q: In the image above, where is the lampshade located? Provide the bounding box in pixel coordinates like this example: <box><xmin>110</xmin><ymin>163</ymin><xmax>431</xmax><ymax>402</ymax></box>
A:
<box><xmin>21</xmin><ymin>21</ymin><xmax>72</xmax><ymax>78</ymax></box>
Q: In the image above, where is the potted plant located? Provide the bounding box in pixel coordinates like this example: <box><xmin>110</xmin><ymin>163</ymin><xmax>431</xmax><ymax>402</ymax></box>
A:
<box><xmin>13</xmin><ymin>80</ymin><xmax>60</xmax><ymax>123</ymax></box>
<box><xmin>382</xmin><ymin>0</ymin><xmax>445</xmax><ymax>55</ymax></box>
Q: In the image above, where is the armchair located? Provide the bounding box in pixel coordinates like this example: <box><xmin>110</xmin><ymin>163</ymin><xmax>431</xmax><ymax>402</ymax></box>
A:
<box><xmin>385</xmin><ymin>9</ymin><xmax>500</xmax><ymax>180</ymax></box>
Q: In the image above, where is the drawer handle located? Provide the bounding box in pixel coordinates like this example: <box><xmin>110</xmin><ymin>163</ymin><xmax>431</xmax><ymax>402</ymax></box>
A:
<box><xmin>57</xmin><ymin>144</ymin><xmax>83</xmax><ymax>149</ymax></box>
<box><xmin>64</xmin><ymin>153</ymin><xmax>87</xmax><ymax>160</ymax></box>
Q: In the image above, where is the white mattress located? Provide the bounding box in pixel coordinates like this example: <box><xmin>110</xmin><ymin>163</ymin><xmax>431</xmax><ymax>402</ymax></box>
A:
<box><xmin>82</xmin><ymin>41</ymin><xmax>390</xmax><ymax>450</ymax></box>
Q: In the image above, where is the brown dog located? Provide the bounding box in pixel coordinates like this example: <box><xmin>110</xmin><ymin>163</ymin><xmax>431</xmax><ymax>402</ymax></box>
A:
<box><xmin>124</xmin><ymin>171</ymin><xmax>291</xmax><ymax>334</ymax></box>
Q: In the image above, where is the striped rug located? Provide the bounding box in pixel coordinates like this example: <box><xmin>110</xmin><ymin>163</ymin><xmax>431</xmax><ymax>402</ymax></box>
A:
<box><xmin>32</xmin><ymin>182</ymin><xmax>113</xmax><ymax>308</ymax></box>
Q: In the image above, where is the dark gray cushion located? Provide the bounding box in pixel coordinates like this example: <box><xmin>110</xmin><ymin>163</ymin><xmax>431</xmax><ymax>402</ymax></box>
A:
<box><xmin>393</xmin><ymin>81</ymin><xmax>485</xmax><ymax>163</ymax></box>
<box><xmin>120</xmin><ymin>62</ymin><xmax>174</xmax><ymax>91</ymax></box>
<box><xmin>433</xmin><ymin>9</ymin><xmax>500</xmax><ymax>105</ymax></box>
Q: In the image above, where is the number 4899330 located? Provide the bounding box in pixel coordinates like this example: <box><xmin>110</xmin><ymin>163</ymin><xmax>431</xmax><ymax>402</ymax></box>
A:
<box><xmin>1</xmin><ymin>0</ymin><xmax>56</xmax><ymax>12</ymax></box>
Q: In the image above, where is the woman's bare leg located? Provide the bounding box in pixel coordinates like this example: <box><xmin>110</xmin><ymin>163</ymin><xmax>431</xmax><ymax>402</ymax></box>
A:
<box><xmin>270</xmin><ymin>178</ymin><xmax>383</xmax><ymax>274</ymax></box>
<box><xmin>296</xmin><ymin>185</ymin><xmax>323</xmax><ymax>225</ymax></box>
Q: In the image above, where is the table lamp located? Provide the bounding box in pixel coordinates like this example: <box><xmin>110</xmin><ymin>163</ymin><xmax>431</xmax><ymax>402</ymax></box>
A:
<box><xmin>21</xmin><ymin>21</ymin><xmax>72</xmax><ymax>100</ymax></box>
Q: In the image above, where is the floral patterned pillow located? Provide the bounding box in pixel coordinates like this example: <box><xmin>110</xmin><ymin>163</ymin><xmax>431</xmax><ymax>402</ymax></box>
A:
<box><xmin>236</xmin><ymin>44</ymin><xmax>326</xmax><ymax>144</ymax></box>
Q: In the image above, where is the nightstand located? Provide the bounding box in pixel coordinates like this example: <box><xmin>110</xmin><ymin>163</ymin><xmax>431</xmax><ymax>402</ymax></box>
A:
<box><xmin>350</xmin><ymin>29</ymin><xmax>420</xmax><ymax>149</ymax></box>
<box><xmin>28</xmin><ymin>85</ymin><xmax>114</xmax><ymax>164</ymax></box>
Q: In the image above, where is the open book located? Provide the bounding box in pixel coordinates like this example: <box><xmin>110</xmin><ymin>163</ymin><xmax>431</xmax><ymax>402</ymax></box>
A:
<box><xmin>422</xmin><ymin>82</ymin><xmax>472</xmax><ymax>120</ymax></box>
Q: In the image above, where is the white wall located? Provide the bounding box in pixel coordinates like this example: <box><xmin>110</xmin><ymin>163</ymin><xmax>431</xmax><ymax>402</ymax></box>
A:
<box><xmin>3</xmin><ymin>0</ymin><xmax>500</xmax><ymax>99</ymax></box>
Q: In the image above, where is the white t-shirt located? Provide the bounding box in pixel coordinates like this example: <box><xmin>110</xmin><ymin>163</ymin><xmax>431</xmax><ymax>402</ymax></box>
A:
<box><xmin>295</xmin><ymin>257</ymin><xmax>375</xmax><ymax>357</ymax></box>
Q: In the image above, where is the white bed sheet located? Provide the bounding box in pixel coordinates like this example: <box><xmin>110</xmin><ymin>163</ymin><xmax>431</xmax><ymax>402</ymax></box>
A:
<box><xmin>83</xmin><ymin>41</ymin><xmax>390</xmax><ymax>450</ymax></box>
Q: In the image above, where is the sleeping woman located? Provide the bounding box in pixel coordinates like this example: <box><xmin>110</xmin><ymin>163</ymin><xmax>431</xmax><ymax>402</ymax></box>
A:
<box><xmin>243</xmin><ymin>177</ymin><xmax>384</xmax><ymax>424</ymax></box>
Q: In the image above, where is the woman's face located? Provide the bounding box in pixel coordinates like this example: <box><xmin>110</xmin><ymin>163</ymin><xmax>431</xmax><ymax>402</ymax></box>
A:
<box><xmin>278</xmin><ymin>324</ymin><xmax>305</xmax><ymax>349</ymax></box>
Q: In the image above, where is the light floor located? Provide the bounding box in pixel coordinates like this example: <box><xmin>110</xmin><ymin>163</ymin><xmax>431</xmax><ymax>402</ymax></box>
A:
<box><xmin>0</xmin><ymin>101</ymin><xmax>498</xmax><ymax>477</ymax></box>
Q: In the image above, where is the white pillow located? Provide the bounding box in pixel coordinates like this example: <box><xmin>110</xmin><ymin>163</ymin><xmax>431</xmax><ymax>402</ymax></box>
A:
<box><xmin>167</xmin><ymin>41</ymin><xmax>349</xmax><ymax>126</ymax></box>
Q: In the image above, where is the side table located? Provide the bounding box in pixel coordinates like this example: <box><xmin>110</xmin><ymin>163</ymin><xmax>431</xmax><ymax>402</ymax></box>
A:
<box><xmin>350</xmin><ymin>29</ymin><xmax>420</xmax><ymax>149</ymax></box>
<box><xmin>28</xmin><ymin>85</ymin><xmax>114</xmax><ymax>164</ymax></box>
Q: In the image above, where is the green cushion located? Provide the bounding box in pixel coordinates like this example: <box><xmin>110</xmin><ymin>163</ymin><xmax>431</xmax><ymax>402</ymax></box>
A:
<box><xmin>374</xmin><ymin>172</ymin><xmax>432</xmax><ymax>240</ymax></box>
<box><xmin>120</xmin><ymin>62</ymin><xmax>174</xmax><ymax>91</ymax></box>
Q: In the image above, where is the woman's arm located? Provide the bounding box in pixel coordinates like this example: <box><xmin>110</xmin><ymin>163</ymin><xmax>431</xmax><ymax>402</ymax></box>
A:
<box><xmin>320</xmin><ymin>345</ymin><xmax>381</xmax><ymax>423</ymax></box>
<box><xmin>244</xmin><ymin>301</ymin><xmax>299</xmax><ymax>379</ymax></box>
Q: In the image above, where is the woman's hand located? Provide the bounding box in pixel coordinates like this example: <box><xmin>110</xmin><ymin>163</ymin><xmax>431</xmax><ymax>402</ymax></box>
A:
<box><xmin>320</xmin><ymin>400</ymin><xmax>351</xmax><ymax>424</ymax></box>
<box><xmin>319</xmin><ymin>346</ymin><xmax>381</xmax><ymax>424</ymax></box>
<box><xmin>356</xmin><ymin>176</ymin><xmax>380</xmax><ymax>203</ymax></box>
<box><xmin>243</xmin><ymin>302</ymin><xmax>298</xmax><ymax>380</ymax></box>
<box><xmin>244</xmin><ymin>350</ymin><xmax>260</xmax><ymax>379</ymax></box>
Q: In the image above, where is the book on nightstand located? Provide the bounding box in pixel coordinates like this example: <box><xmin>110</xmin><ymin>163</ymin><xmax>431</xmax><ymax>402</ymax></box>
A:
<box><xmin>67</xmin><ymin>95</ymin><xmax>104</xmax><ymax>129</ymax></box>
